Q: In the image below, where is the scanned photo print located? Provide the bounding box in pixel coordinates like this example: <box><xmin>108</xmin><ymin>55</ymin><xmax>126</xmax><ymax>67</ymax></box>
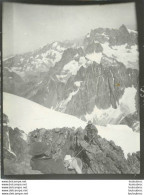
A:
<box><xmin>2</xmin><ymin>2</ymin><xmax>140</xmax><ymax>176</ymax></box>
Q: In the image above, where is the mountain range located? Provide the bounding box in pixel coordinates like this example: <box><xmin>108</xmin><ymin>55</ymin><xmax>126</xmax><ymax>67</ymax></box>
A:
<box><xmin>3</xmin><ymin>25</ymin><xmax>139</xmax><ymax>130</ymax></box>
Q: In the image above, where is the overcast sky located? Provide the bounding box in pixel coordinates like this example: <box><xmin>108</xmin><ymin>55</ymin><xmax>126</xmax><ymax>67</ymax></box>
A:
<box><xmin>3</xmin><ymin>2</ymin><xmax>137</xmax><ymax>58</ymax></box>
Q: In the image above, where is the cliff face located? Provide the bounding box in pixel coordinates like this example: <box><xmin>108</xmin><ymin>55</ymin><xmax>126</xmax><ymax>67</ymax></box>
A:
<box><xmin>3</xmin><ymin>124</ymin><xmax>41</xmax><ymax>175</ymax></box>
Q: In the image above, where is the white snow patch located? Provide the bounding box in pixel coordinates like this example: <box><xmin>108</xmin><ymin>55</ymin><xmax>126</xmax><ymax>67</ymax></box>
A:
<box><xmin>40</xmin><ymin>49</ymin><xmax>62</xmax><ymax>65</ymax></box>
<box><xmin>56</xmin><ymin>45</ymin><xmax>65</xmax><ymax>52</ymax></box>
<box><xmin>101</xmin><ymin>32</ymin><xmax>109</xmax><ymax>40</ymax></box>
<box><xmin>79</xmin><ymin>57</ymin><xmax>87</xmax><ymax>67</ymax></box>
<box><xmin>52</xmin><ymin>42</ymin><xmax>58</xmax><ymax>48</ymax></box>
<box><xmin>61</xmin><ymin>57</ymin><xmax>90</xmax><ymax>79</ymax></box>
<box><xmin>86</xmin><ymin>52</ymin><xmax>102</xmax><ymax>64</ymax></box>
<box><xmin>74</xmin><ymin>81</ymin><xmax>82</xmax><ymax>87</ymax></box>
<box><xmin>58</xmin><ymin>89</ymin><xmax>79</xmax><ymax>111</ymax></box>
<box><xmin>20</xmin><ymin>132</ymin><xmax>27</xmax><ymax>141</ymax></box>
<box><xmin>74</xmin><ymin>54</ymin><xmax>79</xmax><ymax>58</ymax></box>
<box><xmin>56</xmin><ymin>74</ymin><xmax>67</xmax><ymax>79</ymax></box>
<box><xmin>98</xmin><ymin>124</ymin><xmax>140</xmax><ymax>157</ymax></box>
<box><xmin>56</xmin><ymin>74</ymin><xmax>68</xmax><ymax>83</ymax></box>
<box><xmin>102</xmin><ymin>42</ymin><xmax>139</xmax><ymax>69</ymax></box>
<box><xmin>56</xmin><ymin>75</ymin><xmax>67</xmax><ymax>79</ymax></box>
<box><xmin>64</xmin><ymin>90</ymin><xmax>79</xmax><ymax>104</ymax></box>
<box><xmin>35</xmin><ymin>55</ymin><xmax>39</xmax><ymax>59</ymax></box>
<box><xmin>86</xmin><ymin>33</ymin><xmax>90</xmax><ymax>38</ymax></box>
<box><xmin>5</xmin><ymin>131</ymin><xmax>16</xmax><ymax>157</ymax></box>
<box><xmin>50</xmin><ymin>50</ymin><xmax>62</xmax><ymax>63</ymax></box>
<box><xmin>94</xmin><ymin>41</ymin><xmax>99</xmax><ymax>44</ymax></box>
<box><xmin>119</xmin><ymin>87</ymin><xmax>136</xmax><ymax>114</ymax></box>
<box><xmin>37</xmin><ymin>81</ymin><xmax>42</xmax><ymax>85</ymax></box>
<box><xmin>128</xmin><ymin>29</ymin><xmax>137</xmax><ymax>34</ymax></box>
<box><xmin>63</xmin><ymin>60</ymin><xmax>80</xmax><ymax>75</ymax></box>
<box><xmin>20</xmin><ymin>58</ymin><xmax>24</xmax><ymax>63</ymax></box>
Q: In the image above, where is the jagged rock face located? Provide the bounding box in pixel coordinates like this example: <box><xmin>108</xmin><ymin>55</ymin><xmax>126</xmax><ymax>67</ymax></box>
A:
<box><xmin>85</xmin><ymin>42</ymin><xmax>103</xmax><ymax>53</ymax></box>
<box><xmin>3</xmin><ymin>126</ymin><xmax>27</xmax><ymax>162</ymax></box>
<box><xmin>3</xmin><ymin>68</ymin><xmax>25</xmax><ymax>96</ymax></box>
<box><xmin>83</xmin><ymin>25</ymin><xmax>137</xmax><ymax>48</ymax></box>
<box><xmin>3</xmin><ymin>126</ymin><xmax>16</xmax><ymax>160</ymax></box>
<box><xmin>79</xmin><ymin>139</ymin><xmax>129</xmax><ymax>174</ymax></box>
<box><xmin>28</xmin><ymin>127</ymin><xmax>140</xmax><ymax>174</ymax></box>
<box><xmin>3</xmin><ymin>124</ymin><xmax>42</xmax><ymax>175</ymax></box>
<box><xmin>3</xmin><ymin>25</ymin><xmax>139</xmax><ymax>127</ymax></box>
<box><xmin>63</xmin><ymin>61</ymin><xmax>138</xmax><ymax>117</ymax></box>
<box><xmin>127</xmin><ymin>152</ymin><xmax>140</xmax><ymax>173</ymax></box>
<box><xmin>9</xmin><ymin>128</ymin><xmax>28</xmax><ymax>162</ymax></box>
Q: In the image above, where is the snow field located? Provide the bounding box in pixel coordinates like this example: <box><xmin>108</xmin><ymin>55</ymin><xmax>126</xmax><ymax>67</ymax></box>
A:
<box><xmin>3</xmin><ymin>92</ymin><xmax>140</xmax><ymax>157</ymax></box>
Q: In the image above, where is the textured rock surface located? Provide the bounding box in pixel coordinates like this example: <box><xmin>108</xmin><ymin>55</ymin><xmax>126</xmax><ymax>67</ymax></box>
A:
<box><xmin>27</xmin><ymin>127</ymin><xmax>140</xmax><ymax>174</ymax></box>
<box><xmin>3</xmin><ymin>117</ymin><xmax>140</xmax><ymax>175</ymax></box>
<box><xmin>3</xmin><ymin>121</ymin><xmax>42</xmax><ymax>175</ymax></box>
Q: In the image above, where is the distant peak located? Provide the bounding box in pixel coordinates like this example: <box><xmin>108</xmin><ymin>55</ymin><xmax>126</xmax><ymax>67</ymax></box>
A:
<box><xmin>119</xmin><ymin>24</ymin><xmax>127</xmax><ymax>29</ymax></box>
<box><xmin>119</xmin><ymin>24</ymin><xmax>129</xmax><ymax>33</ymax></box>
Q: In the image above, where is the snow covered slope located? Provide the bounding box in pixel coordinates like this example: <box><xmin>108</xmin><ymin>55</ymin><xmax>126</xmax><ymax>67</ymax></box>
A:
<box><xmin>98</xmin><ymin>125</ymin><xmax>140</xmax><ymax>157</ymax></box>
<box><xmin>3</xmin><ymin>92</ymin><xmax>139</xmax><ymax>156</ymax></box>
<box><xmin>3</xmin><ymin>92</ymin><xmax>86</xmax><ymax>134</ymax></box>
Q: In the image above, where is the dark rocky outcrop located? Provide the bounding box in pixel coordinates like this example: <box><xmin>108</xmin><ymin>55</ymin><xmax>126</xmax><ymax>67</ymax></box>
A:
<box><xmin>3</xmin><ymin>120</ymin><xmax>42</xmax><ymax>175</ymax></box>
<box><xmin>127</xmin><ymin>152</ymin><xmax>140</xmax><ymax>174</ymax></box>
<box><xmin>85</xmin><ymin>42</ymin><xmax>103</xmax><ymax>54</ymax></box>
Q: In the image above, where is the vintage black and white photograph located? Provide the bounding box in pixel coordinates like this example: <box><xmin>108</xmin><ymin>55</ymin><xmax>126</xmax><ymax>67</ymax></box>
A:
<box><xmin>2</xmin><ymin>2</ymin><xmax>140</xmax><ymax>176</ymax></box>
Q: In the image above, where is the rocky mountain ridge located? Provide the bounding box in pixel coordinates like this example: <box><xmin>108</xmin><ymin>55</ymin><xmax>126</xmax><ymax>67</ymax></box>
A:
<box><xmin>3</xmin><ymin>119</ymin><xmax>140</xmax><ymax>175</ymax></box>
<box><xmin>27</xmin><ymin>126</ymin><xmax>140</xmax><ymax>174</ymax></box>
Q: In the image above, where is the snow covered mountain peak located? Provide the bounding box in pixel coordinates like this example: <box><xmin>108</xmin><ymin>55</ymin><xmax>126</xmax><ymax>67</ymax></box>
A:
<box><xmin>4</xmin><ymin>26</ymin><xmax>138</xmax><ymax>77</ymax></box>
